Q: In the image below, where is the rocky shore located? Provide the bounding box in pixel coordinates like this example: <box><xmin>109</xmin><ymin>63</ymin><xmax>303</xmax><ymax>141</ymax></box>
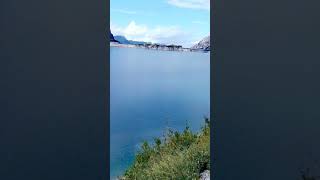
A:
<box><xmin>200</xmin><ymin>170</ymin><xmax>210</xmax><ymax>180</ymax></box>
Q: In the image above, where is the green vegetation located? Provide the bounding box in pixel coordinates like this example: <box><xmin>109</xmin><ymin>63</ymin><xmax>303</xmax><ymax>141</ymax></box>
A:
<box><xmin>120</xmin><ymin>118</ymin><xmax>210</xmax><ymax>180</ymax></box>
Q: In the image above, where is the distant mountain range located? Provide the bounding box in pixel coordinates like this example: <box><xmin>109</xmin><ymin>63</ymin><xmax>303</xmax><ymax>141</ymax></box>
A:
<box><xmin>109</xmin><ymin>30</ymin><xmax>210</xmax><ymax>52</ymax></box>
<box><xmin>114</xmin><ymin>35</ymin><xmax>148</xmax><ymax>45</ymax></box>
<box><xmin>191</xmin><ymin>36</ymin><xmax>210</xmax><ymax>51</ymax></box>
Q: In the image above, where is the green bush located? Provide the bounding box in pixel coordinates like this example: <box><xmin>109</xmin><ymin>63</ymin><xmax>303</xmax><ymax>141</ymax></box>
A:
<box><xmin>120</xmin><ymin>118</ymin><xmax>210</xmax><ymax>180</ymax></box>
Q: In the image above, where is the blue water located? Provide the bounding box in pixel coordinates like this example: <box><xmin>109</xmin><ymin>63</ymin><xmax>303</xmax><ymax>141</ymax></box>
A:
<box><xmin>110</xmin><ymin>47</ymin><xmax>210</xmax><ymax>179</ymax></box>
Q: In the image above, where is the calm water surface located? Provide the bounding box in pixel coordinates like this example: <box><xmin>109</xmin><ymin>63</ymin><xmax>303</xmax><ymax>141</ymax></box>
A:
<box><xmin>110</xmin><ymin>47</ymin><xmax>210</xmax><ymax>179</ymax></box>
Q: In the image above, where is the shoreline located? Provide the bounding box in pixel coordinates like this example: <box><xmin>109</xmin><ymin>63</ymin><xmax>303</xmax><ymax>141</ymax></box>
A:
<box><xmin>117</xmin><ymin>119</ymin><xmax>210</xmax><ymax>180</ymax></box>
<box><xmin>110</xmin><ymin>42</ymin><xmax>209</xmax><ymax>53</ymax></box>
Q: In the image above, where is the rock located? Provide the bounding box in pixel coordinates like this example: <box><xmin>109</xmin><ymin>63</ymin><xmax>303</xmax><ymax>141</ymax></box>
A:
<box><xmin>191</xmin><ymin>36</ymin><xmax>210</xmax><ymax>51</ymax></box>
<box><xmin>200</xmin><ymin>170</ymin><xmax>210</xmax><ymax>180</ymax></box>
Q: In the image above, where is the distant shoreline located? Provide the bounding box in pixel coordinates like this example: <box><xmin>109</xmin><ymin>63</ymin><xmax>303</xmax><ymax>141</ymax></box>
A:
<box><xmin>110</xmin><ymin>42</ymin><xmax>209</xmax><ymax>53</ymax></box>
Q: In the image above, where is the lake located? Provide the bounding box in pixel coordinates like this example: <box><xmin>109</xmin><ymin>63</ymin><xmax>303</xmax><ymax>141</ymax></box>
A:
<box><xmin>110</xmin><ymin>47</ymin><xmax>210</xmax><ymax>179</ymax></box>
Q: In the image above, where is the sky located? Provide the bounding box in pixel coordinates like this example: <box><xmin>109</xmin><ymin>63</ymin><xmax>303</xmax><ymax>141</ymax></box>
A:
<box><xmin>110</xmin><ymin>0</ymin><xmax>210</xmax><ymax>48</ymax></box>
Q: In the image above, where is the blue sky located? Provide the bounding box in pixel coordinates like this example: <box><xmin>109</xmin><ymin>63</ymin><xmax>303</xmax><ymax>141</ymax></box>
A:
<box><xmin>110</xmin><ymin>0</ymin><xmax>210</xmax><ymax>47</ymax></box>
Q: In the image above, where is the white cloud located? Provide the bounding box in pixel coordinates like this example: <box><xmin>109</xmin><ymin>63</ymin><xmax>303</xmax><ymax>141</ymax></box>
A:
<box><xmin>167</xmin><ymin>0</ymin><xmax>210</xmax><ymax>10</ymax></box>
<box><xmin>191</xmin><ymin>20</ymin><xmax>207</xmax><ymax>25</ymax></box>
<box><xmin>111</xmin><ymin>21</ymin><xmax>197</xmax><ymax>47</ymax></box>
<box><xmin>111</xmin><ymin>9</ymin><xmax>137</xmax><ymax>15</ymax></box>
<box><xmin>111</xmin><ymin>9</ymin><xmax>155</xmax><ymax>16</ymax></box>
<box><xmin>123</xmin><ymin>21</ymin><xmax>148</xmax><ymax>36</ymax></box>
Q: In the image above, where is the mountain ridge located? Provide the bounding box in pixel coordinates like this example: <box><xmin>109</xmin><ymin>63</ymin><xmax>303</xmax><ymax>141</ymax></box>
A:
<box><xmin>109</xmin><ymin>30</ymin><xmax>119</xmax><ymax>42</ymax></box>
<box><xmin>110</xmin><ymin>30</ymin><xmax>210</xmax><ymax>52</ymax></box>
<box><xmin>114</xmin><ymin>35</ymin><xmax>147</xmax><ymax>45</ymax></box>
<box><xmin>191</xmin><ymin>36</ymin><xmax>210</xmax><ymax>51</ymax></box>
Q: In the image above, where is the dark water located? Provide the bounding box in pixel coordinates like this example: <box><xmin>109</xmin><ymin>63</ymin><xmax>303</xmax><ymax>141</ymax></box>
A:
<box><xmin>110</xmin><ymin>47</ymin><xmax>210</xmax><ymax>178</ymax></box>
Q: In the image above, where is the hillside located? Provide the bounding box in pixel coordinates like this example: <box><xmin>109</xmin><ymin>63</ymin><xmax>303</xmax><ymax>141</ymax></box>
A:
<box><xmin>119</xmin><ymin>119</ymin><xmax>210</xmax><ymax>180</ymax></box>
<box><xmin>110</xmin><ymin>30</ymin><xmax>119</xmax><ymax>42</ymax></box>
<box><xmin>191</xmin><ymin>36</ymin><xmax>210</xmax><ymax>51</ymax></box>
<box><xmin>114</xmin><ymin>35</ymin><xmax>147</xmax><ymax>45</ymax></box>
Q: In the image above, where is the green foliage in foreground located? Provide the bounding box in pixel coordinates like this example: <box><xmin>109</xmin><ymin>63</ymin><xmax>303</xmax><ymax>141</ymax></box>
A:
<box><xmin>120</xmin><ymin>118</ymin><xmax>210</xmax><ymax>180</ymax></box>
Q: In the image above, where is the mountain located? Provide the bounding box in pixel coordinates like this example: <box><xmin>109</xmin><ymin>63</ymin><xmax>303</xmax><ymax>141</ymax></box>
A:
<box><xmin>109</xmin><ymin>30</ymin><xmax>119</xmax><ymax>42</ymax></box>
<box><xmin>110</xmin><ymin>32</ymin><xmax>209</xmax><ymax>52</ymax></box>
<box><xmin>191</xmin><ymin>36</ymin><xmax>210</xmax><ymax>51</ymax></box>
<box><xmin>114</xmin><ymin>35</ymin><xmax>130</xmax><ymax>44</ymax></box>
<box><xmin>114</xmin><ymin>35</ymin><xmax>147</xmax><ymax>45</ymax></box>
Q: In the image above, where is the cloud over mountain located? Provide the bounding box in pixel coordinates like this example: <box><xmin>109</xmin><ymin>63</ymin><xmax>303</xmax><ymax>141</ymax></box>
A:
<box><xmin>111</xmin><ymin>21</ymin><xmax>200</xmax><ymax>47</ymax></box>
